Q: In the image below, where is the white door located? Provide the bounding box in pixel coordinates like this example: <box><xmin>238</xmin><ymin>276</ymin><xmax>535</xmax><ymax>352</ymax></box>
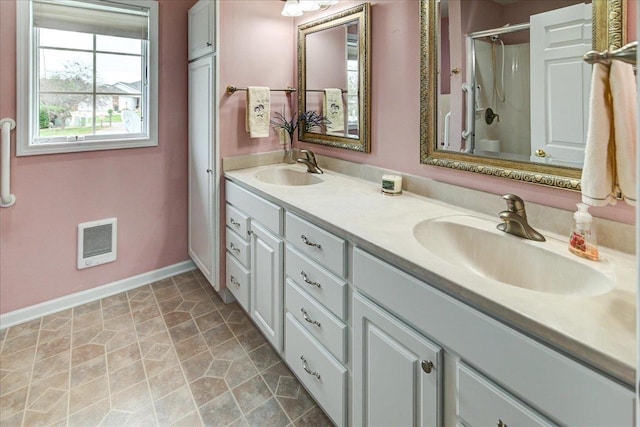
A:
<box><xmin>188</xmin><ymin>56</ymin><xmax>215</xmax><ymax>284</ymax></box>
<box><xmin>188</xmin><ymin>0</ymin><xmax>215</xmax><ymax>61</ymax></box>
<box><xmin>530</xmin><ymin>3</ymin><xmax>591</xmax><ymax>166</ymax></box>
<box><xmin>353</xmin><ymin>293</ymin><xmax>443</xmax><ymax>427</ymax></box>
<box><xmin>250</xmin><ymin>221</ymin><xmax>284</xmax><ymax>352</ymax></box>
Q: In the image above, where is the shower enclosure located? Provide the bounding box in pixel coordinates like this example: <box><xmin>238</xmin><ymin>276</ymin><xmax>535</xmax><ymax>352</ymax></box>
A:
<box><xmin>463</xmin><ymin>23</ymin><xmax>531</xmax><ymax>159</ymax></box>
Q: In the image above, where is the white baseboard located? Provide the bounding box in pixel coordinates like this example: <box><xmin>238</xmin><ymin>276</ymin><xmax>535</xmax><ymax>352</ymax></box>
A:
<box><xmin>0</xmin><ymin>260</ymin><xmax>196</xmax><ymax>330</ymax></box>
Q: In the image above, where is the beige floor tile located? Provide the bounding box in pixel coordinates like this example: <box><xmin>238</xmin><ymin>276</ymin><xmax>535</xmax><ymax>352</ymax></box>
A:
<box><xmin>0</xmin><ymin>386</ymin><xmax>28</xmax><ymax>422</ymax></box>
<box><xmin>107</xmin><ymin>342</ymin><xmax>141</xmax><ymax>372</ymax></box>
<box><xmin>198</xmin><ymin>391</ymin><xmax>243</xmax><ymax>427</ymax></box>
<box><xmin>148</xmin><ymin>364</ymin><xmax>186</xmax><ymax>401</ymax></box>
<box><xmin>189</xmin><ymin>376</ymin><xmax>228</xmax><ymax>407</ymax></box>
<box><xmin>0</xmin><ymin>273</ymin><xmax>332</xmax><ymax>427</ymax></box>
<box><xmin>68</xmin><ymin>397</ymin><xmax>111</xmax><ymax>427</ymax></box>
<box><xmin>232</xmin><ymin>375</ymin><xmax>272</xmax><ymax>413</ymax></box>
<box><xmin>69</xmin><ymin>374</ymin><xmax>109</xmax><ymax>414</ymax></box>
<box><xmin>170</xmin><ymin>410</ymin><xmax>204</xmax><ymax>427</ymax></box>
<box><xmin>154</xmin><ymin>385</ymin><xmax>196</xmax><ymax>426</ymax></box>
<box><xmin>225</xmin><ymin>355</ymin><xmax>259</xmax><ymax>389</ymax></box>
<box><xmin>111</xmin><ymin>380</ymin><xmax>153</xmax><ymax>413</ymax></box>
<box><xmin>174</xmin><ymin>334</ymin><xmax>208</xmax><ymax>363</ymax></box>
<box><xmin>293</xmin><ymin>405</ymin><xmax>334</xmax><ymax>427</ymax></box>
<box><xmin>244</xmin><ymin>397</ymin><xmax>290</xmax><ymax>427</ymax></box>
<box><xmin>108</xmin><ymin>359</ymin><xmax>146</xmax><ymax>394</ymax></box>
<box><xmin>0</xmin><ymin>331</ymin><xmax>39</xmax><ymax>356</ymax></box>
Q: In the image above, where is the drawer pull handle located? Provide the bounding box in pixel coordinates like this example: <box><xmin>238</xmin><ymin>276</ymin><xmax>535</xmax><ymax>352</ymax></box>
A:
<box><xmin>300</xmin><ymin>355</ymin><xmax>321</xmax><ymax>380</ymax></box>
<box><xmin>230</xmin><ymin>218</ymin><xmax>241</xmax><ymax>227</ymax></box>
<box><xmin>301</xmin><ymin>235</ymin><xmax>322</xmax><ymax>249</ymax></box>
<box><xmin>300</xmin><ymin>271</ymin><xmax>321</xmax><ymax>288</ymax></box>
<box><xmin>230</xmin><ymin>275</ymin><xmax>240</xmax><ymax>287</ymax></box>
<box><xmin>497</xmin><ymin>420</ymin><xmax>508</xmax><ymax>427</ymax></box>
<box><xmin>206</xmin><ymin>42</ymin><xmax>212</xmax><ymax>47</ymax></box>
<box><xmin>421</xmin><ymin>360</ymin><xmax>434</xmax><ymax>374</ymax></box>
<box><xmin>229</xmin><ymin>242</ymin><xmax>240</xmax><ymax>254</ymax></box>
<box><xmin>300</xmin><ymin>308</ymin><xmax>321</xmax><ymax>327</ymax></box>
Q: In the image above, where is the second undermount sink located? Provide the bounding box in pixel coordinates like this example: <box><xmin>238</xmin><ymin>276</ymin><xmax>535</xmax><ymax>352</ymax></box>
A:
<box><xmin>413</xmin><ymin>215</ymin><xmax>614</xmax><ymax>296</ymax></box>
<box><xmin>254</xmin><ymin>167</ymin><xmax>325</xmax><ymax>186</ymax></box>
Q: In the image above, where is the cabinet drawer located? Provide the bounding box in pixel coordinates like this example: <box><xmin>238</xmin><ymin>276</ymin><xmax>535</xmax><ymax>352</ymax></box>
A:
<box><xmin>458</xmin><ymin>363</ymin><xmax>556</xmax><ymax>427</ymax></box>
<box><xmin>226</xmin><ymin>253</ymin><xmax>250</xmax><ymax>312</ymax></box>
<box><xmin>285</xmin><ymin>212</ymin><xmax>346</xmax><ymax>277</ymax></box>
<box><xmin>226</xmin><ymin>227</ymin><xmax>250</xmax><ymax>267</ymax></box>
<box><xmin>285</xmin><ymin>313</ymin><xmax>347</xmax><ymax>427</ymax></box>
<box><xmin>286</xmin><ymin>280</ymin><xmax>347</xmax><ymax>363</ymax></box>
<box><xmin>226</xmin><ymin>181</ymin><xmax>282</xmax><ymax>235</ymax></box>
<box><xmin>226</xmin><ymin>204</ymin><xmax>250</xmax><ymax>239</ymax></box>
<box><xmin>285</xmin><ymin>246</ymin><xmax>347</xmax><ymax>319</ymax></box>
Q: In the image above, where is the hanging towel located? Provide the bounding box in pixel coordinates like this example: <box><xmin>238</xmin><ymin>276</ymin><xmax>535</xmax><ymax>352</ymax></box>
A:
<box><xmin>581</xmin><ymin>62</ymin><xmax>637</xmax><ymax>206</ymax></box>
<box><xmin>245</xmin><ymin>86</ymin><xmax>271</xmax><ymax>138</ymax></box>
<box><xmin>324</xmin><ymin>88</ymin><xmax>345</xmax><ymax>132</ymax></box>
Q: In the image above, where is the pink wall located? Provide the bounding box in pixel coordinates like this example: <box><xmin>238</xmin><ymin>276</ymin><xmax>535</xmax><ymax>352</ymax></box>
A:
<box><xmin>0</xmin><ymin>0</ymin><xmax>196</xmax><ymax>314</ymax></box>
<box><xmin>218</xmin><ymin>1</ymin><xmax>296</xmax><ymax>158</ymax></box>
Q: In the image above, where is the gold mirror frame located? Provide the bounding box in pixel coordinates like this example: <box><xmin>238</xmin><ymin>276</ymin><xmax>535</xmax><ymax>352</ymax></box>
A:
<box><xmin>298</xmin><ymin>3</ymin><xmax>371</xmax><ymax>152</ymax></box>
<box><xmin>420</xmin><ymin>0</ymin><xmax>626</xmax><ymax>190</ymax></box>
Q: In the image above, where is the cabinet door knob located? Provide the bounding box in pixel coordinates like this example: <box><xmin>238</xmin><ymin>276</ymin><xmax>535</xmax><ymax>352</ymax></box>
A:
<box><xmin>300</xmin><ymin>307</ymin><xmax>321</xmax><ymax>327</ymax></box>
<box><xmin>301</xmin><ymin>235</ymin><xmax>322</xmax><ymax>249</ymax></box>
<box><xmin>300</xmin><ymin>271</ymin><xmax>321</xmax><ymax>288</ymax></box>
<box><xmin>497</xmin><ymin>420</ymin><xmax>508</xmax><ymax>427</ymax></box>
<box><xmin>206</xmin><ymin>169</ymin><xmax>212</xmax><ymax>173</ymax></box>
<box><xmin>421</xmin><ymin>360</ymin><xmax>434</xmax><ymax>374</ymax></box>
<box><xmin>300</xmin><ymin>355</ymin><xmax>321</xmax><ymax>380</ymax></box>
<box><xmin>206</xmin><ymin>42</ymin><xmax>212</xmax><ymax>47</ymax></box>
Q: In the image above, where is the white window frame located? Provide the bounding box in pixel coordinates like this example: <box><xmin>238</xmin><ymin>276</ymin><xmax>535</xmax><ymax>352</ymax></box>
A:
<box><xmin>16</xmin><ymin>0</ymin><xmax>158</xmax><ymax>156</ymax></box>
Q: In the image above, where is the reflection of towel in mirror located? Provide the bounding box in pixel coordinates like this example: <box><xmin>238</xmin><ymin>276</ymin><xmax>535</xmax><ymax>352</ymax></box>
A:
<box><xmin>324</xmin><ymin>88</ymin><xmax>344</xmax><ymax>132</ymax></box>
<box><xmin>245</xmin><ymin>86</ymin><xmax>270</xmax><ymax>138</ymax></box>
<box><xmin>581</xmin><ymin>62</ymin><xmax>637</xmax><ymax>206</ymax></box>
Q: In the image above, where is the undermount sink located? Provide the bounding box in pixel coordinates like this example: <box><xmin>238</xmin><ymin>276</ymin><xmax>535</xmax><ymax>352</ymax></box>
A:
<box><xmin>413</xmin><ymin>215</ymin><xmax>614</xmax><ymax>296</ymax></box>
<box><xmin>254</xmin><ymin>167</ymin><xmax>325</xmax><ymax>186</ymax></box>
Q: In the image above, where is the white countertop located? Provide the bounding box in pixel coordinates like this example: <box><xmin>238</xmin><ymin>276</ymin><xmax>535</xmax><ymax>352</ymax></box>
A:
<box><xmin>225</xmin><ymin>164</ymin><xmax>637</xmax><ymax>386</ymax></box>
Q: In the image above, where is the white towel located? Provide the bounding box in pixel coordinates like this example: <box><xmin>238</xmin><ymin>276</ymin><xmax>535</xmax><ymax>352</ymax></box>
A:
<box><xmin>581</xmin><ymin>62</ymin><xmax>637</xmax><ymax>206</ymax></box>
<box><xmin>245</xmin><ymin>86</ymin><xmax>270</xmax><ymax>138</ymax></box>
<box><xmin>324</xmin><ymin>88</ymin><xmax>344</xmax><ymax>132</ymax></box>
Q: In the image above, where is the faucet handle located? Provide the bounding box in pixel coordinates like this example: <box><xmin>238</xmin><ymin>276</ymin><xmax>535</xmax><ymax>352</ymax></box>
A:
<box><xmin>300</xmin><ymin>149</ymin><xmax>316</xmax><ymax>162</ymax></box>
<box><xmin>502</xmin><ymin>194</ymin><xmax>526</xmax><ymax>214</ymax></box>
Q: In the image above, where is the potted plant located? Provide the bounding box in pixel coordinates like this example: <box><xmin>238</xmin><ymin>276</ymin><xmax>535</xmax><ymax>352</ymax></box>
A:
<box><xmin>271</xmin><ymin>110</ymin><xmax>330</xmax><ymax>163</ymax></box>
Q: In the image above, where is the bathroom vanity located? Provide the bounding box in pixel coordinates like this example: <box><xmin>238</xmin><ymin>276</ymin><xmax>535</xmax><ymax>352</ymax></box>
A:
<box><xmin>223</xmin><ymin>162</ymin><xmax>636</xmax><ymax>427</ymax></box>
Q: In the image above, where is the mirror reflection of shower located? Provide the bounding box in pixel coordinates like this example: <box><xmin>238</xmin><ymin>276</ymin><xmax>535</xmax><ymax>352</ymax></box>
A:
<box><xmin>464</xmin><ymin>23</ymin><xmax>530</xmax><ymax>157</ymax></box>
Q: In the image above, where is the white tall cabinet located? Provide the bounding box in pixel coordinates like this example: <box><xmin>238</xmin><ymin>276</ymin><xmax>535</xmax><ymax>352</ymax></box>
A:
<box><xmin>188</xmin><ymin>0</ymin><xmax>219</xmax><ymax>288</ymax></box>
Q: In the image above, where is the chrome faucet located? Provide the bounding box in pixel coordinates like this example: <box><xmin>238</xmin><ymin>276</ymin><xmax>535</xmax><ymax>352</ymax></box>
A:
<box><xmin>497</xmin><ymin>194</ymin><xmax>545</xmax><ymax>242</ymax></box>
<box><xmin>297</xmin><ymin>149</ymin><xmax>323</xmax><ymax>174</ymax></box>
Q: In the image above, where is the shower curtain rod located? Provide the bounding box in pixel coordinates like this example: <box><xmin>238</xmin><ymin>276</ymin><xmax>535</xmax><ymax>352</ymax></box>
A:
<box><xmin>468</xmin><ymin>23</ymin><xmax>530</xmax><ymax>40</ymax></box>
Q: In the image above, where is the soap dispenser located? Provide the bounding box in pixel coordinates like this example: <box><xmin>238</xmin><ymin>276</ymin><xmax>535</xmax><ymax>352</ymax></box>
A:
<box><xmin>569</xmin><ymin>203</ymin><xmax>599</xmax><ymax>261</ymax></box>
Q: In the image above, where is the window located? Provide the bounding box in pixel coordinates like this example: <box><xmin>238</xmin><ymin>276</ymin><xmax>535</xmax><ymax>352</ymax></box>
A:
<box><xmin>17</xmin><ymin>0</ymin><xmax>158</xmax><ymax>155</ymax></box>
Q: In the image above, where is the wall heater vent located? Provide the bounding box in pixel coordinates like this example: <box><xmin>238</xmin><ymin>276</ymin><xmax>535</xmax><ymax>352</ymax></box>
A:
<box><xmin>77</xmin><ymin>218</ymin><xmax>117</xmax><ymax>269</ymax></box>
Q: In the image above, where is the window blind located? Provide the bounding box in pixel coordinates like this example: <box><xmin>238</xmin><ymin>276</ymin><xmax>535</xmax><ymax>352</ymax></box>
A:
<box><xmin>33</xmin><ymin>0</ymin><xmax>149</xmax><ymax>40</ymax></box>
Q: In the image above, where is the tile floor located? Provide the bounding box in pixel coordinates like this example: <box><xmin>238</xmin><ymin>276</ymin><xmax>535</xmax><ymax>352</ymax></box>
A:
<box><xmin>0</xmin><ymin>270</ymin><xmax>334</xmax><ymax>426</ymax></box>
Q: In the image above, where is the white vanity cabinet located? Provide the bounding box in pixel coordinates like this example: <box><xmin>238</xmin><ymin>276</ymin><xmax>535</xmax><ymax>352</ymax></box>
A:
<box><xmin>188</xmin><ymin>0</ymin><xmax>215</xmax><ymax>61</ymax></box>
<box><xmin>250</xmin><ymin>221</ymin><xmax>284</xmax><ymax>352</ymax></box>
<box><xmin>284</xmin><ymin>212</ymin><xmax>349</xmax><ymax>426</ymax></box>
<box><xmin>353</xmin><ymin>292</ymin><xmax>442</xmax><ymax>427</ymax></box>
<box><xmin>225</xmin><ymin>181</ymin><xmax>284</xmax><ymax>351</ymax></box>
<box><xmin>352</xmin><ymin>247</ymin><xmax>635</xmax><ymax>427</ymax></box>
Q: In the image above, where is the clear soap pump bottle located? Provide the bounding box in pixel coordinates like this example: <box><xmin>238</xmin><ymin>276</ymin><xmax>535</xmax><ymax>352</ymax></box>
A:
<box><xmin>569</xmin><ymin>203</ymin><xmax>599</xmax><ymax>261</ymax></box>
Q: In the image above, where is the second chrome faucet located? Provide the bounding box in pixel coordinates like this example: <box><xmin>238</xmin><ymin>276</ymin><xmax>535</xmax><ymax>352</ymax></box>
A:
<box><xmin>497</xmin><ymin>194</ymin><xmax>545</xmax><ymax>242</ymax></box>
<box><xmin>297</xmin><ymin>149</ymin><xmax>323</xmax><ymax>174</ymax></box>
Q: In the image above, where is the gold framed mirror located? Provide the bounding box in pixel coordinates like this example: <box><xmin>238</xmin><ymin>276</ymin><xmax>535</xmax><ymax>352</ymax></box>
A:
<box><xmin>298</xmin><ymin>3</ymin><xmax>371</xmax><ymax>152</ymax></box>
<box><xmin>420</xmin><ymin>0</ymin><xmax>627</xmax><ymax>190</ymax></box>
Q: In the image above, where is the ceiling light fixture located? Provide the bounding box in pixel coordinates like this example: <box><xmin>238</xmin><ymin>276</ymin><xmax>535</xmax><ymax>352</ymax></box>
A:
<box><xmin>281</xmin><ymin>0</ymin><xmax>339</xmax><ymax>17</ymax></box>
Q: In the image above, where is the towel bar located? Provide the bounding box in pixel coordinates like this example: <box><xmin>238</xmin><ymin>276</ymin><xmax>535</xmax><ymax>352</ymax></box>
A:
<box><xmin>583</xmin><ymin>41</ymin><xmax>637</xmax><ymax>66</ymax></box>
<box><xmin>226</xmin><ymin>85</ymin><xmax>297</xmax><ymax>95</ymax></box>
<box><xmin>306</xmin><ymin>89</ymin><xmax>348</xmax><ymax>93</ymax></box>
